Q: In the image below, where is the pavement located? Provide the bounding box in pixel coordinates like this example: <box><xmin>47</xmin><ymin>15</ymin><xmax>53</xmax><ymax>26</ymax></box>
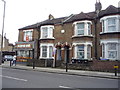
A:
<box><xmin>1</xmin><ymin>61</ymin><xmax>119</xmax><ymax>79</ymax></box>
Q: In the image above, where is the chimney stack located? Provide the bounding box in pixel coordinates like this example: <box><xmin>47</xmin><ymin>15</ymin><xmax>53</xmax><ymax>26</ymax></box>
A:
<box><xmin>49</xmin><ymin>14</ymin><xmax>54</xmax><ymax>20</ymax></box>
<box><xmin>95</xmin><ymin>0</ymin><xmax>102</xmax><ymax>16</ymax></box>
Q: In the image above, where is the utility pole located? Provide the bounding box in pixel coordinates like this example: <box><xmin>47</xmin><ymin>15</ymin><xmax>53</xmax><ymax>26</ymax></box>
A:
<box><xmin>0</xmin><ymin>0</ymin><xmax>6</xmax><ymax>65</ymax></box>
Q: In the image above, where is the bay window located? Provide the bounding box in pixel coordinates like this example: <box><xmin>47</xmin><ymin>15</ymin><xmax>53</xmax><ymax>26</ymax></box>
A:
<box><xmin>100</xmin><ymin>15</ymin><xmax>120</xmax><ymax>33</ymax></box>
<box><xmin>107</xmin><ymin>18</ymin><xmax>116</xmax><ymax>31</ymax></box>
<box><xmin>40</xmin><ymin>25</ymin><xmax>54</xmax><ymax>39</ymax></box>
<box><xmin>73</xmin><ymin>43</ymin><xmax>92</xmax><ymax>60</ymax></box>
<box><xmin>40</xmin><ymin>44</ymin><xmax>54</xmax><ymax>58</ymax></box>
<box><xmin>101</xmin><ymin>39</ymin><xmax>119</xmax><ymax>60</ymax></box>
<box><xmin>76</xmin><ymin>23</ymin><xmax>84</xmax><ymax>35</ymax></box>
<box><xmin>108</xmin><ymin>43</ymin><xmax>117</xmax><ymax>59</ymax></box>
<box><xmin>73</xmin><ymin>21</ymin><xmax>92</xmax><ymax>36</ymax></box>
<box><xmin>76</xmin><ymin>45</ymin><xmax>84</xmax><ymax>59</ymax></box>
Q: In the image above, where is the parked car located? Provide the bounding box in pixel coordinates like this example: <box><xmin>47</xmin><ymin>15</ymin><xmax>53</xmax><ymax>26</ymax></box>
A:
<box><xmin>3</xmin><ymin>55</ymin><xmax>13</xmax><ymax>61</ymax></box>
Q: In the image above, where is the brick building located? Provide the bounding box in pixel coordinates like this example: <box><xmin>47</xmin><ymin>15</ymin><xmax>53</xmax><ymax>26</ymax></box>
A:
<box><xmin>15</xmin><ymin>1</ymin><xmax>120</xmax><ymax>69</ymax></box>
<box><xmin>0</xmin><ymin>34</ymin><xmax>14</xmax><ymax>52</ymax></box>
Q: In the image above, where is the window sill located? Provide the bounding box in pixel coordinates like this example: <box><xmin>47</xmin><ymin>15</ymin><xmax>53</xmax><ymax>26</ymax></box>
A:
<box><xmin>72</xmin><ymin>35</ymin><xmax>93</xmax><ymax>38</ymax></box>
<box><xmin>39</xmin><ymin>57</ymin><xmax>54</xmax><ymax>59</ymax></box>
<box><xmin>40</xmin><ymin>37</ymin><xmax>55</xmax><ymax>40</ymax></box>
<box><xmin>100</xmin><ymin>31</ymin><xmax>120</xmax><ymax>35</ymax></box>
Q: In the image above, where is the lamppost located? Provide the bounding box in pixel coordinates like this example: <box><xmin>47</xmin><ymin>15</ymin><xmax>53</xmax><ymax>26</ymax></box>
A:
<box><xmin>0</xmin><ymin>0</ymin><xmax>6</xmax><ymax>64</ymax></box>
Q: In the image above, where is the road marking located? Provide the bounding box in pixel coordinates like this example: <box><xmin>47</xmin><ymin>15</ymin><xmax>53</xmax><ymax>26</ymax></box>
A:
<box><xmin>0</xmin><ymin>75</ymin><xmax>27</xmax><ymax>82</ymax></box>
<box><xmin>59</xmin><ymin>85</ymin><xmax>71</xmax><ymax>88</ymax></box>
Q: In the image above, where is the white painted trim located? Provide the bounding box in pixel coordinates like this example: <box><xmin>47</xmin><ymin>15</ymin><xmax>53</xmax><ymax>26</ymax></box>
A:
<box><xmin>23</xmin><ymin>29</ymin><xmax>33</xmax><ymax>32</ymax></box>
<box><xmin>40</xmin><ymin>25</ymin><xmax>54</xmax><ymax>39</ymax></box>
<box><xmin>73</xmin><ymin>42</ymin><xmax>92</xmax><ymax>60</ymax></box>
<box><xmin>73</xmin><ymin>42</ymin><xmax>92</xmax><ymax>46</ymax></box>
<box><xmin>100</xmin><ymin>39</ymin><xmax>120</xmax><ymax>60</ymax></box>
<box><xmin>40</xmin><ymin>43</ymin><xmax>54</xmax><ymax>59</ymax></box>
<box><xmin>73</xmin><ymin>20</ymin><xmax>92</xmax><ymax>36</ymax></box>
<box><xmin>73</xmin><ymin>20</ymin><xmax>92</xmax><ymax>25</ymax></box>
<box><xmin>100</xmin><ymin>15</ymin><xmax>120</xmax><ymax>33</ymax></box>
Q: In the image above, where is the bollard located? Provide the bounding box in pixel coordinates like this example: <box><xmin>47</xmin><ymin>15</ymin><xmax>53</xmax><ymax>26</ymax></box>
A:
<box><xmin>114</xmin><ymin>65</ymin><xmax>118</xmax><ymax>76</ymax></box>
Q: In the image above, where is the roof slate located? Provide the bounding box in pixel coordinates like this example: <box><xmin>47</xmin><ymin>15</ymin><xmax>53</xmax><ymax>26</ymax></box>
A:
<box><xmin>99</xmin><ymin>5</ymin><xmax>119</xmax><ymax>18</ymax></box>
<box><xmin>19</xmin><ymin>5</ymin><xmax>119</xmax><ymax>30</ymax></box>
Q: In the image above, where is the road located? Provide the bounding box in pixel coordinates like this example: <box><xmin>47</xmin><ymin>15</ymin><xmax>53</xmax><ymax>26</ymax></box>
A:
<box><xmin>1</xmin><ymin>67</ymin><xmax>119</xmax><ymax>89</ymax></box>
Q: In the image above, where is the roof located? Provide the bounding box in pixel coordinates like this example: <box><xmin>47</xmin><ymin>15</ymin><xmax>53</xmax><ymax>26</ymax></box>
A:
<box><xmin>64</xmin><ymin>12</ymin><xmax>96</xmax><ymax>23</ymax></box>
<box><xmin>99</xmin><ymin>5</ymin><xmax>119</xmax><ymax>18</ymax></box>
<box><xmin>19</xmin><ymin>5</ymin><xmax>119</xmax><ymax>30</ymax></box>
<box><xmin>19</xmin><ymin>17</ymin><xmax>67</xmax><ymax>30</ymax></box>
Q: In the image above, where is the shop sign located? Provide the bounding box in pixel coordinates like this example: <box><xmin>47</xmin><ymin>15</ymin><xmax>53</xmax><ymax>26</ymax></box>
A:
<box><xmin>16</xmin><ymin>44</ymin><xmax>32</xmax><ymax>48</ymax></box>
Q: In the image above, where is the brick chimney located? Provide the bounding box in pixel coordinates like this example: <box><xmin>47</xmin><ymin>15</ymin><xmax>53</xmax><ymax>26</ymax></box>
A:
<box><xmin>95</xmin><ymin>0</ymin><xmax>102</xmax><ymax>16</ymax></box>
<box><xmin>49</xmin><ymin>14</ymin><xmax>54</xmax><ymax>20</ymax></box>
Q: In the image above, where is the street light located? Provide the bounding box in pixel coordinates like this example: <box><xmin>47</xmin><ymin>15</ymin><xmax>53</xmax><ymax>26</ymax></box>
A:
<box><xmin>0</xmin><ymin>0</ymin><xmax>6</xmax><ymax>64</ymax></box>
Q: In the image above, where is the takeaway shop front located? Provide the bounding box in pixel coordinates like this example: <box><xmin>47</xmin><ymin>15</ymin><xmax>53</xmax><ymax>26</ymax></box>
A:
<box><xmin>15</xmin><ymin>42</ymin><xmax>34</xmax><ymax>64</ymax></box>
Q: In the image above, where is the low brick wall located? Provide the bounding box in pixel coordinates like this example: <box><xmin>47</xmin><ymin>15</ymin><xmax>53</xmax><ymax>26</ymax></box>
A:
<box><xmin>27</xmin><ymin>59</ymin><xmax>53</xmax><ymax>67</ymax></box>
<box><xmin>27</xmin><ymin>59</ymin><xmax>120</xmax><ymax>72</ymax></box>
<box><xmin>90</xmin><ymin>60</ymin><xmax>120</xmax><ymax>72</ymax></box>
<box><xmin>60</xmin><ymin>60</ymin><xmax>120</xmax><ymax>72</ymax></box>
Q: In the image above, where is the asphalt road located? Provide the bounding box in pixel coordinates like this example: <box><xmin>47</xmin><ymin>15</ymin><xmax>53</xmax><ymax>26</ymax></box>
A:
<box><xmin>1</xmin><ymin>67</ymin><xmax>119</xmax><ymax>89</ymax></box>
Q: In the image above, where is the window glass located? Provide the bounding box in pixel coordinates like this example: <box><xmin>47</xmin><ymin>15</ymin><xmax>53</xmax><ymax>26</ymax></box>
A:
<box><xmin>77</xmin><ymin>45</ymin><xmax>84</xmax><ymax>59</ymax></box>
<box><xmin>42</xmin><ymin>27</ymin><xmax>48</xmax><ymax>38</ymax></box>
<box><xmin>88</xmin><ymin>23</ymin><xmax>91</xmax><ymax>35</ymax></box>
<box><xmin>108</xmin><ymin>43</ymin><xmax>117</xmax><ymax>59</ymax></box>
<box><xmin>24</xmin><ymin>31</ymin><xmax>32</xmax><ymax>41</ymax></box>
<box><xmin>107</xmin><ymin>18</ymin><xmax>116</xmax><ymax>31</ymax></box>
<box><xmin>102</xmin><ymin>20</ymin><xmax>105</xmax><ymax>32</ymax></box>
<box><xmin>77</xmin><ymin>23</ymin><xmax>84</xmax><ymax>35</ymax></box>
<box><xmin>42</xmin><ymin>46</ymin><xmax>47</xmax><ymax>57</ymax></box>
<box><xmin>102</xmin><ymin>44</ymin><xmax>105</xmax><ymax>58</ymax></box>
<box><xmin>41</xmin><ymin>26</ymin><xmax>54</xmax><ymax>39</ymax></box>
<box><xmin>87</xmin><ymin>45</ymin><xmax>91</xmax><ymax>59</ymax></box>
<box><xmin>49</xmin><ymin>46</ymin><xmax>53</xmax><ymax>57</ymax></box>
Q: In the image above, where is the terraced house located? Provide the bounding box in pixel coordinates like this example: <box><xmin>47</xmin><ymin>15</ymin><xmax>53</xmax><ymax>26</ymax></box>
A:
<box><xmin>15</xmin><ymin>1</ymin><xmax>120</xmax><ymax>70</ymax></box>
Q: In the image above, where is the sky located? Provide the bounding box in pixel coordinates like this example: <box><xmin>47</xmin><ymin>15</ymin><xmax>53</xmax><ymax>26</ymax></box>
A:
<box><xmin>0</xmin><ymin>0</ymin><xmax>120</xmax><ymax>44</ymax></box>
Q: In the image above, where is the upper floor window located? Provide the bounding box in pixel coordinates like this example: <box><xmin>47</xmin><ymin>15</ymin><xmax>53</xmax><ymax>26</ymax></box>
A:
<box><xmin>73</xmin><ymin>21</ymin><xmax>92</xmax><ymax>36</ymax></box>
<box><xmin>76</xmin><ymin>23</ymin><xmax>84</xmax><ymax>35</ymax></box>
<box><xmin>107</xmin><ymin>18</ymin><xmax>116</xmax><ymax>31</ymax></box>
<box><xmin>23</xmin><ymin>30</ymin><xmax>33</xmax><ymax>41</ymax></box>
<box><xmin>40</xmin><ymin>25</ymin><xmax>54</xmax><ymax>39</ymax></box>
<box><xmin>100</xmin><ymin>15</ymin><xmax>120</xmax><ymax>33</ymax></box>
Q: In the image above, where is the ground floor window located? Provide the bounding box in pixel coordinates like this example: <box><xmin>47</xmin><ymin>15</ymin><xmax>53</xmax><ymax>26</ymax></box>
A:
<box><xmin>17</xmin><ymin>50</ymin><xmax>33</xmax><ymax>58</ymax></box>
<box><xmin>74</xmin><ymin>44</ymin><xmax>92</xmax><ymax>60</ymax></box>
<box><xmin>76</xmin><ymin>45</ymin><xmax>84</xmax><ymax>59</ymax></box>
<box><xmin>102</xmin><ymin>43</ymin><xmax>118</xmax><ymax>60</ymax></box>
<box><xmin>40</xmin><ymin>44</ymin><xmax>54</xmax><ymax>58</ymax></box>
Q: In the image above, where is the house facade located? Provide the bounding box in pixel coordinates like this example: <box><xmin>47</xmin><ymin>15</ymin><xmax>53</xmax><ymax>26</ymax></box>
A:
<box><xmin>0</xmin><ymin>34</ymin><xmax>14</xmax><ymax>52</ymax></box>
<box><xmin>15</xmin><ymin>1</ymin><xmax>120</xmax><ymax>68</ymax></box>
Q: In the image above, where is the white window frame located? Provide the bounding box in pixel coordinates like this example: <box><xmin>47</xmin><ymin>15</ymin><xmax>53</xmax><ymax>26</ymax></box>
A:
<box><xmin>100</xmin><ymin>15</ymin><xmax>120</xmax><ymax>33</ymax></box>
<box><xmin>23</xmin><ymin>29</ymin><xmax>33</xmax><ymax>41</ymax></box>
<box><xmin>101</xmin><ymin>39</ymin><xmax>120</xmax><ymax>60</ymax></box>
<box><xmin>40</xmin><ymin>25</ymin><xmax>54</xmax><ymax>39</ymax></box>
<box><xmin>73</xmin><ymin>42</ymin><xmax>92</xmax><ymax>60</ymax></box>
<box><xmin>73</xmin><ymin>20</ymin><xmax>92</xmax><ymax>36</ymax></box>
<box><xmin>107</xmin><ymin>43</ymin><xmax>117</xmax><ymax>59</ymax></box>
<box><xmin>40</xmin><ymin>43</ymin><xmax>54</xmax><ymax>59</ymax></box>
